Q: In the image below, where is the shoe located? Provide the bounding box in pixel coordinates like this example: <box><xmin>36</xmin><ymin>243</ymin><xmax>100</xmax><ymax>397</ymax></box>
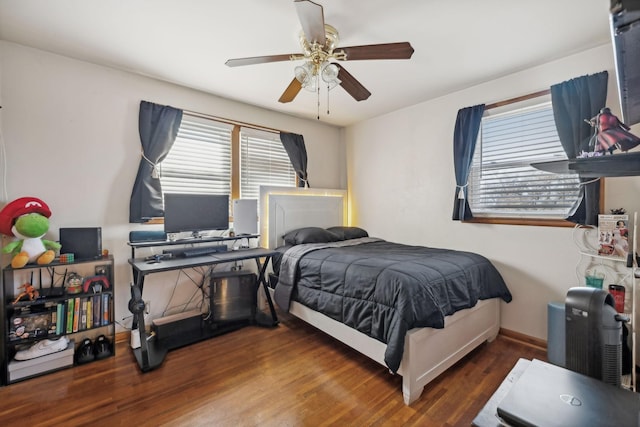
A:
<box><xmin>93</xmin><ymin>335</ymin><xmax>112</xmax><ymax>360</ymax></box>
<box><xmin>14</xmin><ymin>336</ymin><xmax>69</xmax><ymax>361</ymax></box>
<box><xmin>75</xmin><ymin>338</ymin><xmax>95</xmax><ymax>364</ymax></box>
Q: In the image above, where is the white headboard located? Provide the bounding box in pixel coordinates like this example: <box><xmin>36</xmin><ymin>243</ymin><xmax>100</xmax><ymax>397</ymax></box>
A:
<box><xmin>259</xmin><ymin>186</ymin><xmax>347</xmax><ymax>249</ymax></box>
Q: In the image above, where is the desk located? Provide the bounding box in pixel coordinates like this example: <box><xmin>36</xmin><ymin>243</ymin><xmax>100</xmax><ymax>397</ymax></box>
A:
<box><xmin>472</xmin><ymin>358</ymin><xmax>530</xmax><ymax>427</ymax></box>
<box><xmin>128</xmin><ymin>247</ymin><xmax>279</xmax><ymax>372</ymax></box>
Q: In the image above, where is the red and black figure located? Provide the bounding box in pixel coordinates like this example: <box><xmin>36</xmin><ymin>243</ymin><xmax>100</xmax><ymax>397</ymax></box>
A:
<box><xmin>589</xmin><ymin>107</ymin><xmax>640</xmax><ymax>154</ymax></box>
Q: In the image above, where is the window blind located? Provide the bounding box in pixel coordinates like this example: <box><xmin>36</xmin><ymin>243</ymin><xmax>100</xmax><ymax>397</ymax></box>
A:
<box><xmin>468</xmin><ymin>103</ymin><xmax>581</xmax><ymax>219</ymax></box>
<box><xmin>159</xmin><ymin>117</ymin><xmax>233</xmax><ymax>195</ymax></box>
<box><xmin>240</xmin><ymin>128</ymin><xmax>295</xmax><ymax>200</ymax></box>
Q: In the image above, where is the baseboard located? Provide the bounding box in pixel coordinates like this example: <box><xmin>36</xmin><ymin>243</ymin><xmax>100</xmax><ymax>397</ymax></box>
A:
<box><xmin>499</xmin><ymin>328</ymin><xmax>547</xmax><ymax>351</ymax></box>
<box><xmin>115</xmin><ymin>328</ymin><xmax>548</xmax><ymax>351</ymax></box>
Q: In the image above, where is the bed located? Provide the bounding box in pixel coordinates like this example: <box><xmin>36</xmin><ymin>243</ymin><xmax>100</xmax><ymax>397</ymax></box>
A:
<box><xmin>259</xmin><ymin>186</ymin><xmax>512</xmax><ymax>405</ymax></box>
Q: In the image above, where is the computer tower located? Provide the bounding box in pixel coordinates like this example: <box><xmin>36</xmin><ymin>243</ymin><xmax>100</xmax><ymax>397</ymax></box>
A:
<box><xmin>565</xmin><ymin>287</ymin><xmax>624</xmax><ymax>386</ymax></box>
<box><xmin>232</xmin><ymin>199</ymin><xmax>258</xmax><ymax>235</ymax></box>
<box><xmin>209</xmin><ymin>271</ymin><xmax>257</xmax><ymax>322</ymax></box>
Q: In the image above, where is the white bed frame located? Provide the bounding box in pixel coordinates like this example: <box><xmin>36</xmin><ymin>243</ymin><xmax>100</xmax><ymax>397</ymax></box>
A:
<box><xmin>259</xmin><ymin>186</ymin><xmax>501</xmax><ymax>405</ymax></box>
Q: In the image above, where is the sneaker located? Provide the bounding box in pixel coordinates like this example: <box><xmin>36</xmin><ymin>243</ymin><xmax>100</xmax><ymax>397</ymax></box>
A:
<box><xmin>14</xmin><ymin>336</ymin><xmax>69</xmax><ymax>361</ymax></box>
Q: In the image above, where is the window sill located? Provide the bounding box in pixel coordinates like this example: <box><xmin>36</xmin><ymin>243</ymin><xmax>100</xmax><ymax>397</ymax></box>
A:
<box><xmin>143</xmin><ymin>218</ymin><xmax>164</xmax><ymax>225</ymax></box>
<box><xmin>462</xmin><ymin>217</ymin><xmax>576</xmax><ymax>227</ymax></box>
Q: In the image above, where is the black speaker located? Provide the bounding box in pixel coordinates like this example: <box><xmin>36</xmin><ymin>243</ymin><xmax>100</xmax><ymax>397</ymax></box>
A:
<box><xmin>129</xmin><ymin>230</ymin><xmax>167</xmax><ymax>243</ymax></box>
<box><xmin>59</xmin><ymin>227</ymin><xmax>102</xmax><ymax>260</ymax></box>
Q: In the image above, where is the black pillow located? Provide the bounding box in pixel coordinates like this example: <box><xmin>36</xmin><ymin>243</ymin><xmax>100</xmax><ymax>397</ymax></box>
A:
<box><xmin>326</xmin><ymin>226</ymin><xmax>369</xmax><ymax>240</ymax></box>
<box><xmin>282</xmin><ymin>227</ymin><xmax>342</xmax><ymax>245</ymax></box>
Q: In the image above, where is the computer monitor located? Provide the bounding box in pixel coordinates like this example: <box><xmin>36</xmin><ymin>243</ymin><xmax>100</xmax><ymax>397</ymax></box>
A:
<box><xmin>163</xmin><ymin>193</ymin><xmax>229</xmax><ymax>237</ymax></box>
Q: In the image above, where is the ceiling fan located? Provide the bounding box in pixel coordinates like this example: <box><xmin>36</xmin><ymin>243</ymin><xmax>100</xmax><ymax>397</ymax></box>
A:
<box><xmin>225</xmin><ymin>0</ymin><xmax>414</xmax><ymax>104</ymax></box>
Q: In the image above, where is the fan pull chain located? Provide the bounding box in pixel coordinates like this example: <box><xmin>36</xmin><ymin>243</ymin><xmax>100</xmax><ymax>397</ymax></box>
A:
<box><xmin>327</xmin><ymin>84</ymin><xmax>331</xmax><ymax>115</ymax></box>
<box><xmin>317</xmin><ymin>79</ymin><xmax>320</xmax><ymax>120</ymax></box>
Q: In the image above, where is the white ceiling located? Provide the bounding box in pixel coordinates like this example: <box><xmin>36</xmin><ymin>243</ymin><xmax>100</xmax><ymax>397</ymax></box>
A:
<box><xmin>0</xmin><ymin>0</ymin><xmax>613</xmax><ymax>127</ymax></box>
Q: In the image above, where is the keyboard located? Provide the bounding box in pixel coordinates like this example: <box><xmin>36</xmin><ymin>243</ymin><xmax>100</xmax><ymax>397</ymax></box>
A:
<box><xmin>163</xmin><ymin>245</ymin><xmax>228</xmax><ymax>258</ymax></box>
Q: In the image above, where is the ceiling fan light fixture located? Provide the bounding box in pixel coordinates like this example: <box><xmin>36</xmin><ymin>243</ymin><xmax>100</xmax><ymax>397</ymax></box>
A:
<box><xmin>295</xmin><ymin>62</ymin><xmax>320</xmax><ymax>92</ymax></box>
<box><xmin>321</xmin><ymin>62</ymin><xmax>341</xmax><ymax>90</ymax></box>
<box><xmin>304</xmin><ymin>74</ymin><xmax>319</xmax><ymax>92</ymax></box>
<box><xmin>294</xmin><ymin>63</ymin><xmax>312</xmax><ymax>83</ymax></box>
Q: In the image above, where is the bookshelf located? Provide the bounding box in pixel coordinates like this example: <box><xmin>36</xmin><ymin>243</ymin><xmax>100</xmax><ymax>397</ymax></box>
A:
<box><xmin>0</xmin><ymin>255</ymin><xmax>115</xmax><ymax>385</ymax></box>
<box><xmin>573</xmin><ymin>212</ymin><xmax>637</xmax><ymax>390</ymax></box>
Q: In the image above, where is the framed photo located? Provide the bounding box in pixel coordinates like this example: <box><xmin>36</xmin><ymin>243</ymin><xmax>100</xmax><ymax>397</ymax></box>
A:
<box><xmin>598</xmin><ymin>214</ymin><xmax>629</xmax><ymax>259</ymax></box>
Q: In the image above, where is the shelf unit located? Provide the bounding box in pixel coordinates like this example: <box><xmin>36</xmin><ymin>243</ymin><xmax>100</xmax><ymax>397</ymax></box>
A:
<box><xmin>535</xmin><ymin>146</ymin><xmax>640</xmax><ymax>390</ymax></box>
<box><xmin>532</xmin><ymin>151</ymin><xmax>640</xmax><ymax>178</ymax></box>
<box><xmin>0</xmin><ymin>256</ymin><xmax>115</xmax><ymax>385</ymax></box>
<box><xmin>573</xmin><ymin>214</ymin><xmax>637</xmax><ymax>391</ymax></box>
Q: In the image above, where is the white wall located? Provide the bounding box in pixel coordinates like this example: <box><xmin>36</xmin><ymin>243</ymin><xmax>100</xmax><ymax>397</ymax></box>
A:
<box><xmin>346</xmin><ymin>43</ymin><xmax>640</xmax><ymax>342</ymax></box>
<box><xmin>3</xmin><ymin>39</ymin><xmax>640</xmax><ymax>345</ymax></box>
<box><xmin>0</xmin><ymin>41</ymin><xmax>346</xmax><ymax>330</ymax></box>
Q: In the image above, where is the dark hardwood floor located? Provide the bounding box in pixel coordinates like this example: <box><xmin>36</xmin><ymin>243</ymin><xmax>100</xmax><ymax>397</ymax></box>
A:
<box><xmin>0</xmin><ymin>311</ymin><xmax>545</xmax><ymax>426</ymax></box>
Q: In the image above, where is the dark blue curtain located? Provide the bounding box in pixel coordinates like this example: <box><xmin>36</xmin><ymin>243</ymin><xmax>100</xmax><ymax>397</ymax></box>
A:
<box><xmin>280</xmin><ymin>132</ymin><xmax>309</xmax><ymax>188</ymax></box>
<box><xmin>551</xmin><ymin>71</ymin><xmax>608</xmax><ymax>225</ymax></box>
<box><xmin>129</xmin><ymin>101</ymin><xmax>183</xmax><ymax>222</ymax></box>
<box><xmin>452</xmin><ymin>104</ymin><xmax>485</xmax><ymax>220</ymax></box>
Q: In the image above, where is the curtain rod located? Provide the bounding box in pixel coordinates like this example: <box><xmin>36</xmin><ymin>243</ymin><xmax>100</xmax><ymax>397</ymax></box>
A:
<box><xmin>485</xmin><ymin>89</ymin><xmax>551</xmax><ymax>110</ymax></box>
<box><xmin>182</xmin><ymin>109</ymin><xmax>290</xmax><ymax>135</ymax></box>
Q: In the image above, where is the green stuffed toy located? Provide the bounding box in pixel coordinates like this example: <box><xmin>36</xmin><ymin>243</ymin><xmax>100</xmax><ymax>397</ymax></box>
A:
<box><xmin>0</xmin><ymin>197</ymin><xmax>61</xmax><ymax>268</ymax></box>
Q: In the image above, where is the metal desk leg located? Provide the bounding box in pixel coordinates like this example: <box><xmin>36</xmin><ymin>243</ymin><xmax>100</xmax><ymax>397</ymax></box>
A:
<box><xmin>129</xmin><ymin>277</ymin><xmax>167</xmax><ymax>372</ymax></box>
<box><xmin>254</xmin><ymin>256</ymin><xmax>278</xmax><ymax>326</ymax></box>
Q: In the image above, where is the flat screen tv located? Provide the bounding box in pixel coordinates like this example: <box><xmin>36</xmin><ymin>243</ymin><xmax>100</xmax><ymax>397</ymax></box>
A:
<box><xmin>163</xmin><ymin>193</ymin><xmax>229</xmax><ymax>237</ymax></box>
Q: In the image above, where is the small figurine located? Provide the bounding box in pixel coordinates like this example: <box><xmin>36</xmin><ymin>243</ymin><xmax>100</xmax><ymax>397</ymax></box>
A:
<box><xmin>587</xmin><ymin>108</ymin><xmax>640</xmax><ymax>154</ymax></box>
<box><xmin>13</xmin><ymin>282</ymin><xmax>39</xmax><ymax>304</ymax></box>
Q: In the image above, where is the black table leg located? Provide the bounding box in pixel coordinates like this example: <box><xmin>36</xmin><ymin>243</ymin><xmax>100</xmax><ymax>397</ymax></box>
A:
<box><xmin>254</xmin><ymin>256</ymin><xmax>278</xmax><ymax>326</ymax></box>
<box><xmin>129</xmin><ymin>277</ymin><xmax>167</xmax><ymax>372</ymax></box>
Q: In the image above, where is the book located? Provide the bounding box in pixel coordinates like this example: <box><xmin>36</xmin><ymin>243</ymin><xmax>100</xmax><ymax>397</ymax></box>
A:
<box><xmin>56</xmin><ymin>303</ymin><xmax>64</xmax><ymax>335</ymax></box>
<box><xmin>72</xmin><ymin>297</ymin><xmax>81</xmax><ymax>332</ymax></box>
<box><xmin>80</xmin><ymin>298</ymin><xmax>88</xmax><ymax>330</ymax></box>
<box><xmin>51</xmin><ymin>309</ymin><xmax>57</xmax><ymax>335</ymax></box>
<box><xmin>102</xmin><ymin>293</ymin><xmax>110</xmax><ymax>326</ymax></box>
<box><xmin>598</xmin><ymin>214</ymin><xmax>629</xmax><ymax>259</ymax></box>
<box><xmin>65</xmin><ymin>299</ymin><xmax>74</xmax><ymax>334</ymax></box>
<box><xmin>93</xmin><ymin>294</ymin><xmax>101</xmax><ymax>327</ymax></box>
<box><xmin>86</xmin><ymin>297</ymin><xmax>93</xmax><ymax>329</ymax></box>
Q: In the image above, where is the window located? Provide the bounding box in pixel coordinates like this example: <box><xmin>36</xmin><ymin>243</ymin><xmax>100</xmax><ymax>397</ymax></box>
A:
<box><xmin>240</xmin><ymin>128</ymin><xmax>297</xmax><ymax>200</ymax></box>
<box><xmin>160</xmin><ymin>116</ymin><xmax>233</xmax><ymax>195</ymax></box>
<box><xmin>158</xmin><ymin>114</ymin><xmax>295</xmax><ymax>214</ymax></box>
<box><xmin>468</xmin><ymin>101</ymin><xmax>581</xmax><ymax>221</ymax></box>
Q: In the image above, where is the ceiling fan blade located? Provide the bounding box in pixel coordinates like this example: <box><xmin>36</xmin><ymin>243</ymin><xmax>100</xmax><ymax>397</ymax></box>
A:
<box><xmin>338</xmin><ymin>42</ymin><xmax>415</xmax><ymax>61</ymax></box>
<box><xmin>225</xmin><ymin>54</ymin><xmax>296</xmax><ymax>67</ymax></box>
<box><xmin>294</xmin><ymin>0</ymin><xmax>326</xmax><ymax>45</ymax></box>
<box><xmin>278</xmin><ymin>78</ymin><xmax>303</xmax><ymax>103</ymax></box>
<box><xmin>336</xmin><ymin>64</ymin><xmax>371</xmax><ymax>101</ymax></box>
